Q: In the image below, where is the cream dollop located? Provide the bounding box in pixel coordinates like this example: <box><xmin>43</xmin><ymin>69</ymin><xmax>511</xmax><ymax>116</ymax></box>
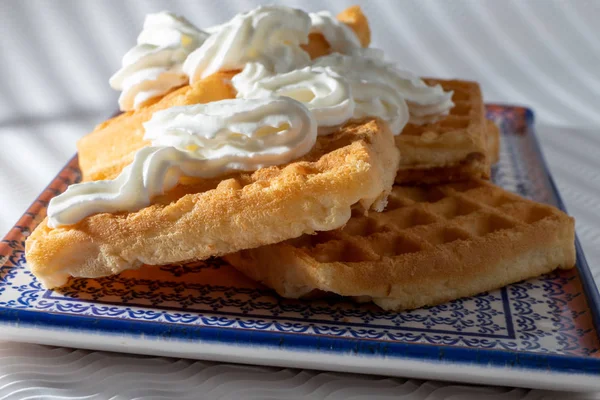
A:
<box><xmin>302</xmin><ymin>53</ymin><xmax>407</xmax><ymax>134</ymax></box>
<box><xmin>309</xmin><ymin>11</ymin><xmax>361</xmax><ymax>54</ymax></box>
<box><xmin>313</xmin><ymin>52</ymin><xmax>454</xmax><ymax>129</ymax></box>
<box><xmin>233</xmin><ymin>63</ymin><xmax>354</xmax><ymax>129</ymax></box>
<box><xmin>229</xmin><ymin>62</ymin><xmax>272</xmax><ymax>94</ymax></box>
<box><xmin>47</xmin><ymin>97</ymin><xmax>316</xmax><ymax>228</ymax></box>
<box><xmin>182</xmin><ymin>6</ymin><xmax>312</xmax><ymax>82</ymax></box>
<box><xmin>109</xmin><ymin>12</ymin><xmax>209</xmax><ymax>111</ymax></box>
<box><xmin>349</xmin><ymin>81</ymin><xmax>410</xmax><ymax>134</ymax></box>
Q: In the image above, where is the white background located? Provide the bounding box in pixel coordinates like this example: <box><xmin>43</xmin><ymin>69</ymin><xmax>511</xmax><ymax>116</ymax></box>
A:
<box><xmin>1</xmin><ymin>1</ymin><xmax>599</xmax><ymax>398</ymax></box>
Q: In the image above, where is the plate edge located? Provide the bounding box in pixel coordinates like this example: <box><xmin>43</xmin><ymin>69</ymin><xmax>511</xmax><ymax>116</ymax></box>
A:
<box><xmin>2</xmin><ymin>324</ymin><xmax>600</xmax><ymax>392</ymax></box>
<box><xmin>520</xmin><ymin>106</ymin><xmax>600</xmax><ymax>342</ymax></box>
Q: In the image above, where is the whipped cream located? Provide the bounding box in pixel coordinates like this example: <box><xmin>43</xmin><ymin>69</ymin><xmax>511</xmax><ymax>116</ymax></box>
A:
<box><xmin>297</xmin><ymin>53</ymin><xmax>405</xmax><ymax>133</ymax></box>
<box><xmin>47</xmin><ymin>97</ymin><xmax>316</xmax><ymax>228</ymax></box>
<box><xmin>348</xmin><ymin>81</ymin><xmax>410</xmax><ymax>134</ymax></box>
<box><xmin>229</xmin><ymin>62</ymin><xmax>272</xmax><ymax>94</ymax></box>
<box><xmin>314</xmin><ymin>52</ymin><xmax>454</xmax><ymax>128</ymax></box>
<box><xmin>309</xmin><ymin>11</ymin><xmax>361</xmax><ymax>54</ymax></box>
<box><xmin>183</xmin><ymin>6</ymin><xmax>311</xmax><ymax>82</ymax></box>
<box><xmin>233</xmin><ymin>63</ymin><xmax>354</xmax><ymax>129</ymax></box>
<box><xmin>143</xmin><ymin>97</ymin><xmax>316</xmax><ymax>161</ymax></box>
<box><xmin>110</xmin><ymin>12</ymin><xmax>208</xmax><ymax>111</ymax></box>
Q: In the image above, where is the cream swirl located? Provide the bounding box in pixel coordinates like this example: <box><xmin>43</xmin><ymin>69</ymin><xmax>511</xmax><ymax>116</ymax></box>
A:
<box><xmin>143</xmin><ymin>97</ymin><xmax>316</xmax><ymax>160</ymax></box>
<box><xmin>309</xmin><ymin>11</ymin><xmax>361</xmax><ymax>54</ymax></box>
<box><xmin>229</xmin><ymin>62</ymin><xmax>272</xmax><ymax>94</ymax></box>
<box><xmin>233</xmin><ymin>64</ymin><xmax>354</xmax><ymax>129</ymax></box>
<box><xmin>110</xmin><ymin>12</ymin><xmax>209</xmax><ymax>111</ymax></box>
<box><xmin>349</xmin><ymin>81</ymin><xmax>410</xmax><ymax>134</ymax></box>
<box><xmin>182</xmin><ymin>6</ymin><xmax>311</xmax><ymax>82</ymax></box>
<box><xmin>47</xmin><ymin>97</ymin><xmax>316</xmax><ymax>228</ymax></box>
<box><xmin>313</xmin><ymin>52</ymin><xmax>454</xmax><ymax>128</ymax></box>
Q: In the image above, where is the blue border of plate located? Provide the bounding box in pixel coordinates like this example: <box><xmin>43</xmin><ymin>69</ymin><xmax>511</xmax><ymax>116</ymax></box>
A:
<box><xmin>1</xmin><ymin>106</ymin><xmax>600</xmax><ymax>377</ymax></box>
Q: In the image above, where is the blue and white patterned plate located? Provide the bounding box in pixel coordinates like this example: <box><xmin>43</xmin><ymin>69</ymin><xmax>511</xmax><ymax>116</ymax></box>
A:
<box><xmin>1</xmin><ymin>105</ymin><xmax>599</xmax><ymax>391</ymax></box>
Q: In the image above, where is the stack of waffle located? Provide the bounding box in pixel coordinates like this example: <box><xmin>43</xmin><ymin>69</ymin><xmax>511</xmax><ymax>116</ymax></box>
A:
<box><xmin>25</xmin><ymin>6</ymin><xmax>575</xmax><ymax>311</ymax></box>
<box><xmin>224</xmin><ymin>79</ymin><xmax>576</xmax><ymax>311</ymax></box>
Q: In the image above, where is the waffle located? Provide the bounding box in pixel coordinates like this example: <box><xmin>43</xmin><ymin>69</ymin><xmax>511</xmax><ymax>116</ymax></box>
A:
<box><xmin>396</xmin><ymin>79</ymin><xmax>494</xmax><ymax>184</ymax></box>
<box><xmin>26</xmin><ymin>119</ymin><xmax>400</xmax><ymax>289</ymax></box>
<box><xmin>486</xmin><ymin>119</ymin><xmax>500</xmax><ymax>164</ymax></box>
<box><xmin>78</xmin><ymin>71</ymin><xmax>237</xmax><ymax>182</ymax></box>
<box><xmin>78</xmin><ymin>6</ymin><xmax>371</xmax><ymax>183</ymax></box>
<box><xmin>224</xmin><ymin>180</ymin><xmax>575</xmax><ymax>311</ymax></box>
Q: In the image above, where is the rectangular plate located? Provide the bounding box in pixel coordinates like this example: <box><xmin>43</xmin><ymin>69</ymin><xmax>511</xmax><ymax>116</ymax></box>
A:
<box><xmin>1</xmin><ymin>105</ymin><xmax>599</xmax><ymax>391</ymax></box>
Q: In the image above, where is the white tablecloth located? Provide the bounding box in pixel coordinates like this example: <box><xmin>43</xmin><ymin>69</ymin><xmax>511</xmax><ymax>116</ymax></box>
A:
<box><xmin>1</xmin><ymin>1</ymin><xmax>599</xmax><ymax>398</ymax></box>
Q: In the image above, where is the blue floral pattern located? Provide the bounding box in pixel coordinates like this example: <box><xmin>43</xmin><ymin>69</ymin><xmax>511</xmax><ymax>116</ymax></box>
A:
<box><xmin>0</xmin><ymin>106</ymin><xmax>598</xmax><ymax>358</ymax></box>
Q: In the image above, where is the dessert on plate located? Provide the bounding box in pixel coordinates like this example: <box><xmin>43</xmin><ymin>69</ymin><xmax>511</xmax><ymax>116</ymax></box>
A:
<box><xmin>24</xmin><ymin>5</ymin><xmax>575</xmax><ymax>311</ymax></box>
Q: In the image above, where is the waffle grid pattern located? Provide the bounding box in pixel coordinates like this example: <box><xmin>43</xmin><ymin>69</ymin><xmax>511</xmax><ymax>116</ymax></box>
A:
<box><xmin>295</xmin><ymin>180</ymin><xmax>556</xmax><ymax>265</ymax></box>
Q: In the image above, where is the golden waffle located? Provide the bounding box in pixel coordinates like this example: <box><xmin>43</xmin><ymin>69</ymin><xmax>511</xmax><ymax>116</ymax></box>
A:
<box><xmin>486</xmin><ymin>119</ymin><xmax>500</xmax><ymax>164</ymax></box>
<box><xmin>225</xmin><ymin>180</ymin><xmax>575</xmax><ymax>311</ymax></box>
<box><xmin>26</xmin><ymin>119</ymin><xmax>400</xmax><ymax>289</ymax></box>
<box><xmin>396</xmin><ymin>79</ymin><xmax>494</xmax><ymax>184</ymax></box>
<box><xmin>78</xmin><ymin>72</ymin><xmax>235</xmax><ymax>182</ymax></box>
<box><xmin>78</xmin><ymin>71</ymin><xmax>237</xmax><ymax>182</ymax></box>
